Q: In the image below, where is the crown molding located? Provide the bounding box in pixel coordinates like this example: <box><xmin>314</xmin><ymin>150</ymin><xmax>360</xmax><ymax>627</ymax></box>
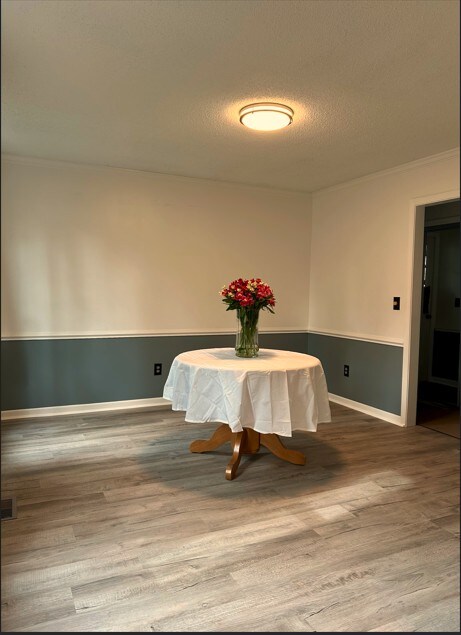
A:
<box><xmin>313</xmin><ymin>148</ymin><xmax>460</xmax><ymax>197</ymax></box>
<box><xmin>1</xmin><ymin>153</ymin><xmax>312</xmax><ymax>197</ymax></box>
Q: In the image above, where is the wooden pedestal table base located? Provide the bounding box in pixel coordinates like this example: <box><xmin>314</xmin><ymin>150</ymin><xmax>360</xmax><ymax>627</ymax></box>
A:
<box><xmin>189</xmin><ymin>423</ymin><xmax>306</xmax><ymax>480</ymax></box>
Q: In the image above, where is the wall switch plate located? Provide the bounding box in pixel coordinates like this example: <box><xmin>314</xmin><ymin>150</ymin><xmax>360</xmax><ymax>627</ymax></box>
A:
<box><xmin>154</xmin><ymin>363</ymin><xmax>162</xmax><ymax>376</ymax></box>
<box><xmin>393</xmin><ymin>297</ymin><xmax>400</xmax><ymax>310</ymax></box>
<box><xmin>344</xmin><ymin>364</ymin><xmax>349</xmax><ymax>377</ymax></box>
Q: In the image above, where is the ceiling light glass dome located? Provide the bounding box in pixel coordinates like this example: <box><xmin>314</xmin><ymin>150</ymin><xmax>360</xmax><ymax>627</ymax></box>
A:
<box><xmin>239</xmin><ymin>103</ymin><xmax>294</xmax><ymax>131</ymax></box>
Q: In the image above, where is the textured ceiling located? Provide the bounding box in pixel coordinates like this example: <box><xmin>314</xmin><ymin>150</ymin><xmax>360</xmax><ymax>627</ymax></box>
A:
<box><xmin>1</xmin><ymin>0</ymin><xmax>459</xmax><ymax>192</ymax></box>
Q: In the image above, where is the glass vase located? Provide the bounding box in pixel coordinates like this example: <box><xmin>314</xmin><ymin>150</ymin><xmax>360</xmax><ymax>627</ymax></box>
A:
<box><xmin>235</xmin><ymin>307</ymin><xmax>259</xmax><ymax>358</ymax></box>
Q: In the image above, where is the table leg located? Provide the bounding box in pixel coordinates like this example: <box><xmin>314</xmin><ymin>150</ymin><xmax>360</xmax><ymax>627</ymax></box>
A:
<box><xmin>260</xmin><ymin>434</ymin><xmax>306</xmax><ymax>466</ymax></box>
<box><xmin>225</xmin><ymin>428</ymin><xmax>261</xmax><ymax>480</ymax></box>
<box><xmin>225</xmin><ymin>431</ymin><xmax>244</xmax><ymax>480</ymax></box>
<box><xmin>190</xmin><ymin>424</ymin><xmax>306</xmax><ymax>480</ymax></box>
<box><xmin>189</xmin><ymin>423</ymin><xmax>233</xmax><ymax>452</ymax></box>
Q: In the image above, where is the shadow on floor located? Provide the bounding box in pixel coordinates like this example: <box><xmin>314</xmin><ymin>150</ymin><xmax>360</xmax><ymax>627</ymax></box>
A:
<box><xmin>417</xmin><ymin>402</ymin><xmax>460</xmax><ymax>439</ymax></box>
<box><xmin>416</xmin><ymin>380</ymin><xmax>459</xmax><ymax>439</ymax></box>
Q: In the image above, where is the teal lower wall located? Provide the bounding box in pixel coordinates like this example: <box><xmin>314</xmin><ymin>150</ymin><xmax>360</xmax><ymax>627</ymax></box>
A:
<box><xmin>307</xmin><ymin>334</ymin><xmax>403</xmax><ymax>415</ymax></box>
<box><xmin>0</xmin><ymin>333</ymin><xmax>309</xmax><ymax>410</ymax></box>
<box><xmin>1</xmin><ymin>332</ymin><xmax>403</xmax><ymax>414</ymax></box>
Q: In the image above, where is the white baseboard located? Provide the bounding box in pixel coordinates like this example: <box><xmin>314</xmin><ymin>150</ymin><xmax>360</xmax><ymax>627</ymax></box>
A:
<box><xmin>1</xmin><ymin>397</ymin><xmax>172</xmax><ymax>421</ymax></box>
<box><xmin>328</xmin><ymin>393</ymin><xmax>404</xmax><ymax>427</ymax></box>
<box><xmin>1</xmin><ymin>394</ymin><xmax>404</xmax><ymax>427</ymax></box>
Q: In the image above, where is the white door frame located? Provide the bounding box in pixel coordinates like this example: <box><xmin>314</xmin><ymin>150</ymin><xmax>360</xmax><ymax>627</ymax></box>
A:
<box><xmin>402</xmin><ymin>189</ymin><xmax>460</xmax><ymax>426</ymax></box>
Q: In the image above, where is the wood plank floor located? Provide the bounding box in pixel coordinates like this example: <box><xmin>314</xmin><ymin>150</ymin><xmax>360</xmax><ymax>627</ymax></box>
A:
<box><xmin>1</xmin><ymin>403</ymin><xmax>459</xmax><ymax>632</ymax></box>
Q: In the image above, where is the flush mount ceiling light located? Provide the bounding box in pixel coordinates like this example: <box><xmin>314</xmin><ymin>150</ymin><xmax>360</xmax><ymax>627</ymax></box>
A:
<box><xmin>239</xmin><ymin>102</ymin><xmax>294</xmax><ymax>131</ymax></box>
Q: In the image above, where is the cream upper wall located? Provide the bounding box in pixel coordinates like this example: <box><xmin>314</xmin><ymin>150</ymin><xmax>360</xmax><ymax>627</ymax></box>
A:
<box><xmin>1</xmin><ymin>157</ymin><xmax>312</xmax><ymax>338</ymax></box>
<box><xmin>308</xmin><ymin>150</ymin><xmax>460</xmax><ymax>343</ymax></box>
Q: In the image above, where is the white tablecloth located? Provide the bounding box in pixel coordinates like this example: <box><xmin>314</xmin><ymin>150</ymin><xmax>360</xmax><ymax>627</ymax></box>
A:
<box><xmin>163</xmin><ymin>348</ymin><xmax>331</xmax><ymax>437</ymax></box>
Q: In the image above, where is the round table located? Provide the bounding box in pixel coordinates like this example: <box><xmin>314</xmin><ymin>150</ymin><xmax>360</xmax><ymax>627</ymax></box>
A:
<box><xmin>163</xmin><ymin>347</ymin><xmax>331</xmax><ymax>479</ymax></box>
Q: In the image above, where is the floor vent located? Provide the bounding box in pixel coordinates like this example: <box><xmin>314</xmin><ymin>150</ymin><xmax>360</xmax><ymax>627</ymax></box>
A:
<box><xmin>1</xmin><ymin>497</ymin><xmax>17</xmax><ymax>521</ymax></box>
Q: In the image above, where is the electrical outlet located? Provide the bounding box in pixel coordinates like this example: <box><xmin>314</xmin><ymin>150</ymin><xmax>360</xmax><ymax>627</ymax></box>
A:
<box><xmin>344</xmin><ymin>364</ymin><xmax>349</xmax><ymax>377</ymax></box>
<box><xmin>154</xmin><ymin>363</ymin><xmax>162</xmax><ymax>376</ymax></box>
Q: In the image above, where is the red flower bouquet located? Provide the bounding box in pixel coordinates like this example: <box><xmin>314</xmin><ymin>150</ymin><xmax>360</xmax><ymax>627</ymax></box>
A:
<box><xmin>220</xmin><ymin>278</ymin><xmax>276</xmax><ymax>357</ymax></box>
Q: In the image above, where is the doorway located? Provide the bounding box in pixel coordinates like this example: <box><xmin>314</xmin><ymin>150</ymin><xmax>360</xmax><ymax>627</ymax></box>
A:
<box><xmin>416</xmin><ymin>200</ymin><xmax>460</xmax><ymax>438</ymax></box>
